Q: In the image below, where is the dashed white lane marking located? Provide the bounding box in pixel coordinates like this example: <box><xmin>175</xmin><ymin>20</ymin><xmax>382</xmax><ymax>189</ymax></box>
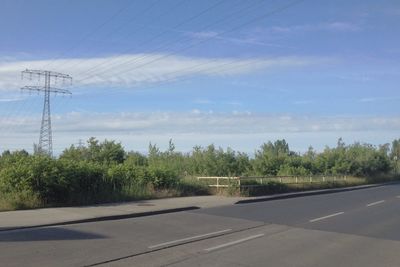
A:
<box><xmin>148</xmin><ymin>229</ymin><xmax>232</xmax><ymax>249</ymax></box>
<box><xmin>204</xmin><ymin>234</ymin><xmax>265</xmax><ymax>252</ymax></box>
<box><xmin>366</xmin><ymin>200</ymin><xmax>385</xmax><ymax>207</ymax></box>
<box><xmin>396</xmin><ymin>196</ymin><xmax>400</xmax><ymax>198</ymax></box>
<box><xmin>309</xmin><ymin>212</ymin><xmax>344</xmax><ymax>223</ymax></box>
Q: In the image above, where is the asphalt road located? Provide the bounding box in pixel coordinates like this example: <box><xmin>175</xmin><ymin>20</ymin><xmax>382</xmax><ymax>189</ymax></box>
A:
<box><xmin>1</xmin><ymin>183</ymin><xmax>399</xmax><ymax>267</ymax></box>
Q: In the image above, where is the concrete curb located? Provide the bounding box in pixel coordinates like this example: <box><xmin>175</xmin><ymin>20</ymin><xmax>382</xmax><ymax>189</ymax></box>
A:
<box><xmin>235</xmin><ymin>183</ymin><xmax>386</xmax><ymax>204</ymax></box>
<box><xmin>0</xmin><ymin>206</ymin><xmax>199</xmax><ymax>232</ymax></box>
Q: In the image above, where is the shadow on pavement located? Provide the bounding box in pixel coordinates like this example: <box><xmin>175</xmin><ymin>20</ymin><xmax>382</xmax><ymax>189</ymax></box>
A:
<box><xmin>0</xmin><ymin>227</ymin><xmax>106</xmax><ymax>242</ymax></box>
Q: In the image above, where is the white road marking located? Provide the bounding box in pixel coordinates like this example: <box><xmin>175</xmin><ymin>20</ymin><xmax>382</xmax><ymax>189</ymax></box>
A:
<box><xmin>204</xmin><ymin>234</ymin><xmax>265</xmax><ymax>252</ymax></box>
<box><xmin>366</xmin><ymin>200</ymin><xmax>385</xmax><ymax>207</ymax></box>
<box><xmin>148</xmin><ymin>229</ymin><xmax>232</xmax><ymax>249</ymax></box>
<box><xmin>397</xmin><ymin>196</ymin><xmax>400</xmax><ymax>198</ymax></box>
<box><xmin>309</xmin><ymin>212</ymin><xmax>344</xmax><ymax>223</ymax></box>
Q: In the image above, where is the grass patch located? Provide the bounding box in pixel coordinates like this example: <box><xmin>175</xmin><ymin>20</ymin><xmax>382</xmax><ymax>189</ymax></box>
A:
<box><xmin>0</xmin><ymin>191</ymin><xmax>42</xmax><ymax>211</ymax></box>
<box><xmin>0</xmin><ymin>177</ymin><xmax>211</xmax><ymax>212</ymax></box>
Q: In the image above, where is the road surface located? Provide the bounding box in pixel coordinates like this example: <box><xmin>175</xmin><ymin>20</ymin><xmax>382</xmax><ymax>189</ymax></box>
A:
<box><xmin>1</xmin><ymin>183</ymin><xmax>399</xmax><ymax>266</ymax></box>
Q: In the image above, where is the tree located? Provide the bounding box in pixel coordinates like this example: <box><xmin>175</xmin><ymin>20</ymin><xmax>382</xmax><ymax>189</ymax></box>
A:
<box><xmin>390</xmin><ymin>139</ymin><xmax>400</xmax><ymax>174</ymax></box>
<box><xmin>253</xmin><ymin>140</ymin><xmax>290</xmax><ymax>176</ymax></box>
<box><xmin>61</xmin><ymin>138</ymin><xmax>125</xmax><ymax>164</ymax></box>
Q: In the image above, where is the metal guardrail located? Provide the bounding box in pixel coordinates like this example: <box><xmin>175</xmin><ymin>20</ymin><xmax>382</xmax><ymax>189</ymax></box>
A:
<box><xmin>197</xmin><ymin>175</ymin><xmax>348</xmax><ymax>189</ymax></box>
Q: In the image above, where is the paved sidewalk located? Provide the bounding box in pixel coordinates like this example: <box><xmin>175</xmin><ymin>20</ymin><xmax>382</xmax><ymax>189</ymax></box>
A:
<box><xmin>0</xmin><ymin>195</ymin><xmax>243</xmax><ymax>231</ymax></box>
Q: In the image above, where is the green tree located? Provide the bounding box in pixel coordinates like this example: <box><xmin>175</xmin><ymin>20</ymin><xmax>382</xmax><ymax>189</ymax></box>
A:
<box><xmin>253</xmin><ymin>140</ymin><xmax>290</xmax><ymax>176</ymax></box>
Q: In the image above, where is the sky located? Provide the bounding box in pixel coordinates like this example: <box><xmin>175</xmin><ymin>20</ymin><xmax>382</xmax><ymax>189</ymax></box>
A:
<box><xmin>0</xmin><ymin>0</ymin><xmax>399</xmax><ymax>155</ymax></box>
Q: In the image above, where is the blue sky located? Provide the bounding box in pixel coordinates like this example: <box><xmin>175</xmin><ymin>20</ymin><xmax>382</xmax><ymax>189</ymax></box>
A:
<box><xmin>0</xmin><ymin>0</ymin><xmax>399</xmax><ymax>154</ymax></box>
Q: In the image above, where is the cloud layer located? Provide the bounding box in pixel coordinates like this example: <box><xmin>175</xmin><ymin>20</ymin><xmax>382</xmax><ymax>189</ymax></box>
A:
<box><xmin>1</xmin><ymin>111</ymin><xmax>399</xmax><ymax>151</ymax></box>
<box><xmin>3</xmin><ymin>111</ymin><xmax>400</xmax><ymax>135</ymax></box>
<box><xmin>0</xmin><ymin>54</ymin><xmax>319</xmax><ymax>92</ymax></box>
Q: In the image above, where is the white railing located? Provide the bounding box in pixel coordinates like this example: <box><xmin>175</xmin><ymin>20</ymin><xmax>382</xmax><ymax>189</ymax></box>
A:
<box><xmin>197</xmin><ymin>176</ymin><xmax>240</xmax><ymax>188</ymax></box>
<box><xmin>197</xmin><ymin>175</ymin><xmax>348</xmax><ymax>189</ymax></box>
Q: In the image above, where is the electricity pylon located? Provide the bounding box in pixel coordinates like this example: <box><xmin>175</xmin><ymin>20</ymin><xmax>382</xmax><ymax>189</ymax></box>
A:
<box><xmin>21</xmin><ymin>69</ymin><xmax>72</xmax><ymax>157</ymax></box>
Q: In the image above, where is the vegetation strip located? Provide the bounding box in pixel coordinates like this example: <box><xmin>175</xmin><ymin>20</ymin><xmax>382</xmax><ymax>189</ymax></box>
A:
<box><xmin>1</xmin><ymin>137</ymin><xmax>399</xmax><ymax>211</ymax></box>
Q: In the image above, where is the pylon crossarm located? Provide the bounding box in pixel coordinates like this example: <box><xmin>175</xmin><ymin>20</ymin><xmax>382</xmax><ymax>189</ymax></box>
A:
<box><xmin>22</xmin><ymin>69</ymin><xmax>72</xmax><ymax>80</ymax></box>
<box><xmin>21</xmin><ymin>86</ymin><xmax>72</xmax><ymax>95</ymax></box>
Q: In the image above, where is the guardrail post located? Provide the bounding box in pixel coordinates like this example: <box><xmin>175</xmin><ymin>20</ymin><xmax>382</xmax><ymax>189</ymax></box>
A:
<box><xmin>309</xmin><ymin>176</ymin><xmax>312</xmax><ymax>183</ymax></box>
<box><xmin>279</xmin><ymin>177</ymin><xmax>282</xmax><ymax>183</ymax></box>
<box><xmin>217</xmin><ymin>177</ymin><xmax>219</xmax><ymax>188</ymax></box>
<box><xmin>295</xmin><ymin>176</ymin><xmax>298</xmax><ymax>183</ymax></box>
<box><xmin>323</xmin><ymin>176</ymin><xmax>325</xmax><ymax>182</ymax></box>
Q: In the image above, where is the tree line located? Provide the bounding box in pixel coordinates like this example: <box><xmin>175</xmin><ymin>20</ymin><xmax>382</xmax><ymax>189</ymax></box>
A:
<box><xmin>59</xmin><ymin>137</ymin><xmax>400</xmax><ymax>177</ymax></box>
<box><xmin>0</xmin><ymin>137</ymin><xmax>399</xmax><ymax>209</ymax></box>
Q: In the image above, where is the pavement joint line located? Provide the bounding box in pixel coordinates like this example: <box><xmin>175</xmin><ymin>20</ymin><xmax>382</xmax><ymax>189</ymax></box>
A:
<box><xmin>204</xmin><ymin>233</ymin><xmax>265</xmax><ymax>252</ymax></box>
<box><xmin>84</xmin><ymin>223</ymin><xmax>268</xmax><ymax>267</ymax></box>
<box><xmin>309</xmin><ymin>212</ymin><xmax>344</xmax><ymax>223</ymax></box>
<box><xmin>148</xmin><ymin>229</ymin><xmax>232</xmax><ymax>249</ymax></box>
<box><xmin>366</xmin><ymin>200</ymin><xmax>385</xmax><ymax>207</ymax></box>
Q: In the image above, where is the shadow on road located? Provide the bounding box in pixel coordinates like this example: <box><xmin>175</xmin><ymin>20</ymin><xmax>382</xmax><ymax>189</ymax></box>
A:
<box><xmin>0</xmin><ymin>227</ymin><xmax>106</xmax><ymax>242</ymax></box>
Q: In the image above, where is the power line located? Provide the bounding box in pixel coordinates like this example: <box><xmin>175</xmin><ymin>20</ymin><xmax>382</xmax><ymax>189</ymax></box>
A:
<box><xmin>50</xmin><ymin>0</ymin><xmax>169</xmax><ymax>71</ymax></box>
<box><xmin>42</xmin><ymin>0</ymin><xmax>136</xmax><ymax>69</ymax></box>
<box><xmin>110</xmin><ymin>57</ymin><xmax>265</xmax><ymax>94</ymax></box>
<box><xmin>76</xmin><ymin>0</ymin><xmax>303</xmax><ymax>85</ymax></box>
<box><xmin>74</xmin><ymin>0</ymin><xmax>230</xmax><ymax>81</ymax></box>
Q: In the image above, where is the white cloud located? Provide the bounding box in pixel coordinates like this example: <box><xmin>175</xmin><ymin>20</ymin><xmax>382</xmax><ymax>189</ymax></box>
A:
<box><xmin>324</xmin><ymin>22</ymin><xmax>360</xmax><ymax>32</ymax></box>
<box><xmin>265</xmin><ymin>21</ymin><xmax>361</xmax><ymax>34</ymax></box>
<box><xmin>194</xmin><ymin>98</ymin><xmax>214</xmax><ymax>105</ymax></box>
<box><xmin>358</xmin><ymin>96</ymin><xmax>400</xmax><ymax>103</ymax></box>
<box><xmin>2</xmin><ymin>111</ymin><xmax>400</xmax><ymax>137</ymax></box>
<box><xmin>187</xmin><ymin>30</ymin><xmax>288</xmax><ymax>48</ymax></box>
<box><xmin>1</xmin><ymin>111</ymin><xmax>399</xmax><ymax>154</ymax></box>
<box><xmin>0</xmin><ymin>54</ymin><xmax>320</xmax><ymax>92</ymax></box>
<box><xmin>0</xmin><ymin>97</ymin><xmax>24</xmax><ymax>102</ymax></box>
<box><xmin>5</xmin><ymin>111</ymin><xmax>400</xmax><ymax>134</ymax></box>
<box><xmin>188</xmin><ymin>31</ymin><xmax>219</xmax><ymax>39</ymax></box>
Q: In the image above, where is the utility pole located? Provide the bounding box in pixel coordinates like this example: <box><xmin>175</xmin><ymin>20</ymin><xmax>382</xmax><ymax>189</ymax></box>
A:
<box><xmin>77</xmin><ymin>139</ymin><xmax>85</xmax><ymax>149</ymax></box>
<box><xmin>21</xmin><ymin>69</ymin><xmax>72</xmax><ymax>157</ymax></box>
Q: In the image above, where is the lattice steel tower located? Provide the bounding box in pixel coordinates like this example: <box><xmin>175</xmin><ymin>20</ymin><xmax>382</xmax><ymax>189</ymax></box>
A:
<box><xmin>21</xmin><ymin>70</ymin><xmax>72</xmax><ymax>157</ymax></box>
